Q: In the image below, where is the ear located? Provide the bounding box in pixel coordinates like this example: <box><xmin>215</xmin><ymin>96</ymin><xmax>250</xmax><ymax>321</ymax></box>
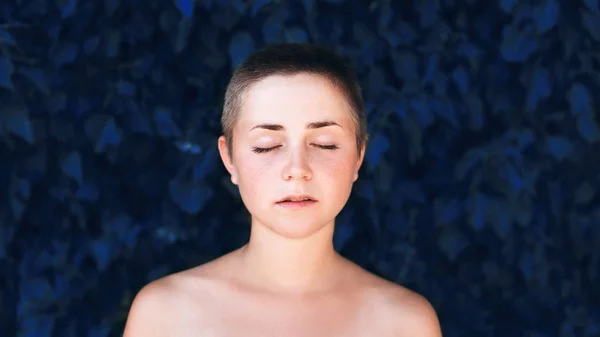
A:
<box><xmin>218</xmin><ymin>135</ymin><xmax>239</xmax><ymax>185</ymax></box>
<box><xmin>353</xmin><ymin>141</ymin><xmax>366</xmax><ymax>182</ymax></box>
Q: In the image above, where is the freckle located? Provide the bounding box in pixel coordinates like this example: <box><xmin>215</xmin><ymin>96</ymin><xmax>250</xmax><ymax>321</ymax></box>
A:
<box><xmin>328</xmin><ymin>159</ymin><xmax>343</xmax><ymax>176</ymax></box>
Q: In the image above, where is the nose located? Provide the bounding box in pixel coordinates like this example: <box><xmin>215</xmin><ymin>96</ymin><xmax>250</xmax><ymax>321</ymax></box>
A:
<box><xmin>281</xmin><ymin>148</ymin><xmax>312</xmax><ymax>181</ymax></box>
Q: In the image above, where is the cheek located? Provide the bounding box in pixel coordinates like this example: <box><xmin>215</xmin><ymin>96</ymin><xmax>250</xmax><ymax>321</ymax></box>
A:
<box><xmin>315</xmin><ymin>150</ymin><xmax>356</xmax><ymax>180</ymax></box>
<box><xmin>235</xmin><ymin>153</ymin><xmax>273</xmax><ymax>196</ymax></box>
<box><xmin>313</xmin><ymin>152</ymin><xmax>357</xmax><ymax>205</ymax></box>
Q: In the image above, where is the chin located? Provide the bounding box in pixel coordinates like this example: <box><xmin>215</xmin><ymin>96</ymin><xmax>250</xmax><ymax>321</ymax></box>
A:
<box><xmin>262</xmin><ymin>219</ymin><xmax>332</xmax><ymax>240</ymax></box>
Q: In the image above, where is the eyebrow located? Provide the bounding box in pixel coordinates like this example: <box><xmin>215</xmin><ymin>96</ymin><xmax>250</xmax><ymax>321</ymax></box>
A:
<box><xmin>249</xmin><ymin>120</ymin><xmax>341</xmax><ymax>132</ymax></box>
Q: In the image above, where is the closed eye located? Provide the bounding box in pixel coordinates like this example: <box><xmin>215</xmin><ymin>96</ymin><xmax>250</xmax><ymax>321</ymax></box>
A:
<box><xmin>314</xmin><ymin>144</ymin><xmax>339</xmax><ymax>150</ymax></box>
<box><xmin>251</xmin><ymin>144</ymin><xmax>339</xmax><ymax>154</ymax></box>
<box><xmin>252</xmin><ymin>146</ymin><xmax>280</xmax><ymax>154</ymax></box>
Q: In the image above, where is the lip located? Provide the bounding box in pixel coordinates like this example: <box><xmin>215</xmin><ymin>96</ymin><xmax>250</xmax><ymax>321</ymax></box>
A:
<box><xmin>276</xmin><ymin>194</ymin><xmax>318</xmax><ymax>203</ymax></box>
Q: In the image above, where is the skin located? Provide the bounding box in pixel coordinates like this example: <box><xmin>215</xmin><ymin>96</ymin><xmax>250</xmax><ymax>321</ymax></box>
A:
<box><xmin>123</xmin><ymin>74</ymin><xmax>443</xmax><ymax>337</ymax></box>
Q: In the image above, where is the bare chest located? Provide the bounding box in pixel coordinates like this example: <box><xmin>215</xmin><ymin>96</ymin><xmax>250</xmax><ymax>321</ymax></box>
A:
<box><xmin>218</xmin><ymin>305</ymin><xmax>371</xmax><ymax>337</ymax></box>
<box><xmin>175</xmin><ymin>292</ymin><xmax>380</xmax><ymax>337</ymax></box>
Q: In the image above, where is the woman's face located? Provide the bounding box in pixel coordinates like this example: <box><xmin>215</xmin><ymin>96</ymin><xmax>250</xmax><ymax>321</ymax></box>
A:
<box><xmin>218</xmin><ymin>73</ymin><xmax>365</xmax><ymax>239</ymax></box>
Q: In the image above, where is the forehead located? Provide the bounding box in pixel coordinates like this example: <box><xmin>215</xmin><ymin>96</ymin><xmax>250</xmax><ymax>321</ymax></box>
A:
<box><xmin>237</xmin><ymin>74</ymin><xmax>353</xmax><ymax>128</ymax></box>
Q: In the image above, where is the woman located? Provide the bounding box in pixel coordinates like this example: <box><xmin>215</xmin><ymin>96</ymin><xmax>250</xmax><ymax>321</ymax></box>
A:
<box><xmin>123</xmin><ymin>43</ymin><xmax>442</xmax><ymax>337</ymax></box>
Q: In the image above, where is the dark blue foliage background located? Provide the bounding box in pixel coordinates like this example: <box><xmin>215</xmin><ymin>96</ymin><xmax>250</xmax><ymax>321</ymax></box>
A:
<box><xmin>1</xmin><ymin>0</ymin><xmax>599</xmax><ymax>336</ymax></box>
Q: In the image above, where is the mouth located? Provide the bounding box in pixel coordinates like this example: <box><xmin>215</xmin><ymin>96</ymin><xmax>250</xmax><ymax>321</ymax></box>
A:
<box><xmin>276</xmin><ymin>195</ymin><xmax>317</xmax><ymax>203</ymax></box>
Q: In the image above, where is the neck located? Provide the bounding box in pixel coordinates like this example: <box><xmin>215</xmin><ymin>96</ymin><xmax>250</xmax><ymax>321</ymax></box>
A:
<box><xmin>236</xmin><ymin>219</ymin><xmax>343</xmax><ymax>295</ymax></box>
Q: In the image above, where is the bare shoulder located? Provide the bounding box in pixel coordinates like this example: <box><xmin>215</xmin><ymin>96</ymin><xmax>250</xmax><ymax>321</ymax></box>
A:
<box><xmin>122</xmin><ymin>274</ymin><xmax>179</xmax><ymax>336</ymax></box>
<box><xmin>348</xmin><ymin>263</ymin><xmax>442</xmax><ymax>337</ymax></box>
<box><xmin>122</xmin><ymin>254</ymin><xmax>235</xmax><ymax>336</ymax></box>
<box><xmin>378</xmin><ymin>283</ymin><xmax>442</xmax><ymax>337</ymax></box>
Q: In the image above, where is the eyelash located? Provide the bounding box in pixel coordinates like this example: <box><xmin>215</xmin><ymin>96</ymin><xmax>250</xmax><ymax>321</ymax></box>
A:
<box><xmin>252</xmin><ymin>144</ymin><xmax>339</xmax><ymax>154</ymax></box>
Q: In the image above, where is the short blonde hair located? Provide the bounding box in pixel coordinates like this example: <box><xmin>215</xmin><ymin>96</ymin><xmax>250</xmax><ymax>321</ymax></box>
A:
<box><xmin>221</xmin><ymin>43</ymin><xmax>369</xmax><ymax>157</ymax></box>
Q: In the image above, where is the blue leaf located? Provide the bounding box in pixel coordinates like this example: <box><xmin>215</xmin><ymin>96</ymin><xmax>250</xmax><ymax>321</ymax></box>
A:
<box><xmin>105</xmin><ymin>0</ymin><xmax>120</xmax><ymax>15</ymax></box>
<box><xmin>91</xmin><ymin>238</ymin><xmax>112</xmax><ymax>271</ymax></box>
<box><xmin>398</xmin><ymin>180</ymin><xmax>426</xmax><ymax>203</ymax></box>
<box><xmin>434</xmin><ymin>73</ymin><xmax>448</xmax><ymax>95</ymax></box>
<box><xmin>365</xmin><ymin>132</ymin><xmax>389</xmax><ymax>171</ymax></box>
<box><xmin>391</xmin><ymin>51</ymin><xmax>418</xmax><ymax>80</ymax></box>
<box><xmin>489</xmin><ymin>200</ymin><xmax>512</xmax><ymax>239</ymax></box>
<box><xmin>506</xmin><ymin>164</ymin><xmax>523</xmax><ymax>193</ymax></box>
<box><xmin>229</xmin><ymin>0</ymin><xmax>246</xmax><ymax>13</ymax></box>
<box><xmin>415</xmin><ymin>0</ymin><xmax>438</xmax><ymax>28</ymax></box>
<box><xmin>465</xmin><ymin>93</ymin><xmax>485</xmax><ymax>131</ymax></box>
<box><xmin>437</xmin><ymin>228</ymin><xmax>467</xmax><ymax>262</ymax></box>
<box><xmin>193</xmin><ymin>147</ymin><xmax>218</xmax><ymax>181</ymax></box>
<box><xmin>452</xmin><ymin>66</ymin><xmax>469</xmax><ymax>95</ymax></box>
<box><xmin>251</xmin><ymin>0</ymin><xmax>272</xmax><ymax>15</ymax></box>
<box><xmin>457</xmin><ymin>43</ymin><xmax>483</xmax><ymax>69</ymax></box>
<box><xmin>568</xmin><ymin>82</ymin><xmax>593</xmax><ymax>117</ymax></box>
<box><xmin>154</xmin><ymin>106</ymin><xmax>181</xmax><ymax>138</ymax></box>
<box><xmin>575</xmin><ymin>181</ymin><xmax>595</xmax><ymax>205</ymax></box>
<box><xmin>175</xmin><ymin>140</ymin><xmax>202</xmax><ymax>154</ymax></box>
<box><xmin>0</xmin><ymin>54</ymin><xmax>15</xmax><ymax>90</ymax></box>
<box><xmin>19</xmin><ymin>68</ymin><xmax>50</xmax><ymax>95</ymax></box>
<box><xmin>546</xmin><ymin>136</ymin><xmax>572</xmax><ymax>161</ymax></box>
<box><xmin>262</xmin><ymin>8</ymin><xmax>288</xmax><ymax>44</ymax></box>
<box><xmin>436</xmin><ymin>198</ymin><xmax>462</xmax><ymax>224</ymax></box>
<box><xmin>284</xmin><ymin>27</ymin><xmax>309</xmax><ymax>43</ymax></box>
<box><xmin>105</xmin><ymin>31</ymin><xmax>120</xmax><ymax>58</ymax></box>
<box><xmin>83</xmin><ymin>36</ymin><xmax>101</xmax><ymax>54</ymax></box>
<box><xmin>116</xmin><ymin>80</ymin><xmax>136</xmax><ymax>97</ymax></box>
<box><xmin>519</xmin><ymin>251</ymin><xmax>534</xmax><ymax>281</ymax></box>
<box><xmin>516</xmin><ymin>129</ymin><xmax>534</xmax><ymax>150</ymax></box>
<box><xmin>467</xmin><ymin>192</ymin><xmax>487</xmax><ymax>230</ymax></box>
<box><xmin>61</xmin><ymin>0</ymin><xmax>77</xmax><ymax>18</ymax></box>
<box><xmin>229</xmin><ymin>32</ymin><xmax>254</xmax><ymax>69</ymax></box>
<box><xmin>514</xmin><ymin>3</ymin><xmax>535</xmax><ymax>22</ymax></box>
<box><xmin>18</xmin><ymin>277</ymin><xmax>53</xmax><ymax>318</ymax></box>
<box><xmin>301</xmin><ymin>0</ymin><xmax>314</xmax><ymax>12</ymax></box>
<box><xmin>577</xmin><ymin>114</ymin><xmax>600</xmax><ymax>143</ymax></box>
<box><xmin>0</xmin><ymin>28</ymin><xmax>16</xmax><ymax>45</ymax></box>
<box><xmin>89</xmin><ymin>324</ymin><xmax>110</xmax><ymax>337</ymax></box>
<box><xmin>526</xmin><ymin>65</ymin><xmax>551</xmax><ymax>113</ymax></box>
<box><xmin>587</xmin><ymin>319</ymin><xmax>600</xmax><ymax>336</ymax></box>
<box><xmin>355</xmin><ymin>182</ymin><xmax>375</xmax><ymax>202</ymax></box>
<box><xmin>455</xmin><ymin>148</ymin><xmax>482</xmax><ymax>180</ymax></box>
<box><xmin>433</xmin><ymin>99</ymin><xmax>460</xmax><ymax>129</ymax></box>
<box><xmin>105</xmin><ymin>215</ymin><xmax>139</xmax><ymax>249</ymax></box>
<box><xmin>19</xmin><ymin>315</ymin><xmax>54</xmax><ymax>337</ymax></box>
<box><xmin>61</xmin><ymin>151</ymin><xmax>82</xmax><ymax>185</ymax></box>
<box><xmin>423</xmin><ymin>54</ymin><xmax>438</xmax><ymax>84</ymax></box>
<box><xmin>175</xmin><ymin>0</ymin><xmax>195</xmax><ymax>19</ymax></box>
<box><xmin>125</xmin><ymin>102</ymin><xmax>153</xmax><ymax>135</ymax></box>
<box><xmin>333</xmin><ymin>217</ymin><xmax>354</xmax><ymax>251</ymax></box>
<box><xmin>411</xmin><ymin>98</ymin><xmax>434</xmax><ymax>128</ymax></box>
<box><xmin>53</xmin><ymin>42</ymin><xmax>79</xmax><ymax>68</ymax></box>
<box><xmin>584</xmin><ymin>0</ymin><xmax>600</xmax><ymax>13</ymax></box>
<box><xmin>501</xmin><ymin>24</ymin><xmax>537</xmax><ymax>62</ymax></box>
<box><xmin>534</xmin><ymin>0</ymin><xmax>559</xmax><ymax>33</ymax></box>
<box><xmin>76</xmin><ymin>184</ymin><xmax>99</xmax><ymax>202</ymax></box>
<box><xmin>95</xmin><ymin>117</ymin><xmax>121</xmax><ymax>153</ymax></box>
<box><xmin>10</xmin><ymin>178</ymin><xmax>30</xmax><ymax>221</ymax></box>
<box><xmin>499</xmin><ymin>0</ymin><xmax>519</xmax><ymax>12</ymax></box>
<box><xmin>122</xmin><ymin>225</ymin><xmax>140</xmax><ymax>249</ymax></box>
<box><xmin>582</xmin><ymin>9</ymin><xmax>600</xmax><ymax>41</ymax></box>
<box><xmin>386</xmin><ymin>20</ymin><xmax>418</xmax><ymax>47</ymax></box>
<box><xmin>0</xmin><ymin>222</ymin><xmax>13</xmax><ymax>258</ymax></box>
<box><xmin>46</xmin><ymin>94</ymin><xmax>67</xmax><ymax>115</ymax></box>
<box><xmin>175</xmin><ymin>20</ymin><xmax>191</xmax><ymax>53</ymax></box>
<box><xmin>560</xmin><ymin>25</ymin><xmax>579</xmax><ymax>61</ymax></box>
<box><xmin>169</xmin><ymin>179</ymin><xmax>213</xmax><ymax>214</ymax></box>
<box><xmin>2</xmin><ymin>104</ymin><xmax>34</xmax><ymax>143</ymax></box>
